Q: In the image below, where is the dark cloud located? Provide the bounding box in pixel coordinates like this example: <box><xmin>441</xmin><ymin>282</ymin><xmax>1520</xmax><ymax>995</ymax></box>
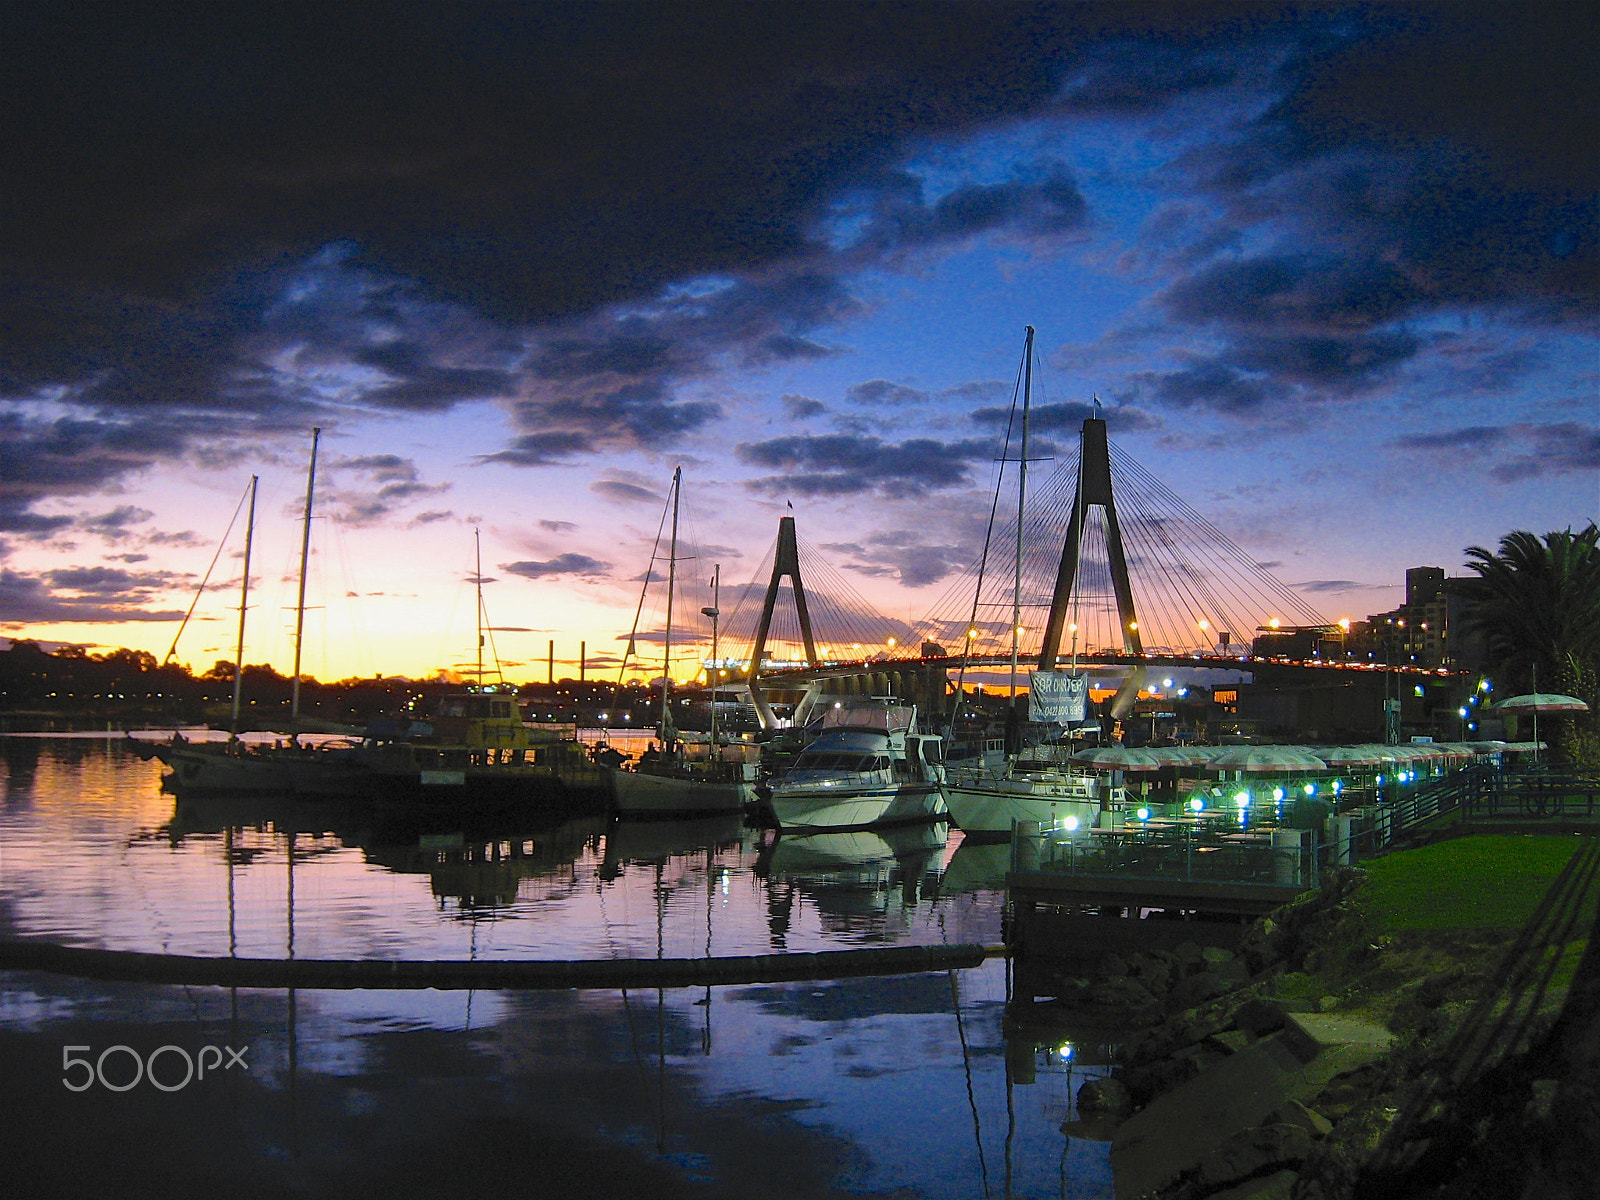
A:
<box><xmin>331</xmin><ymin>455</ymin><xmax>449</xmax><ymax>525</ymax></box>
<box><xmin>82</xmin><ymin>506</ymin><xmax>154</xmax><ymax>538</ymax></box>
<box><xmin>538</xmin><ymin>519</ymin><xmax>578</xmax><ymax>533</ymax></box>
<box><xmin>837</xmin><ymin>161</ymin><xmax>1088</xmax><ymax>257</ymax></box>
<box><xmin>1161</xmin><ymin>255</ymin><xmax>1424</xmax><ymax>333</ymax></box>
<box><xmin>2</xmin><ymin>2</ymin><xmax>1593</xmax><ymax>525</ymax></box>
<box><xmin>969</xmin><ymin>399</ymin><xmax>1160</xmax><ymax>435</ymax></box>
<box><xmin>500</xmin><ymin>554</ymin><xmax>612</xmax><ymax>580</ymax></box>
<box><xmin>1298</xmin><ymin>579</ymin><xmax>1369</xmax><ymax>595</ymax></box>
<box><xmin>1394</xmin><ymin>422</ymin><xmax>1600</xmax><ymax>484</ymax></box>
<box><xmin>480</xmin><ymin>431</ymin><xmax>597</xmax><ymax>467</ymax></box>
<box><xmin>1133</xmin><ymin>361</ymin><xmax>1271</xmax><ymax>413</ymax></box>
<box><xmin>737</xmin><ymin>434</ymin><xmax>991</xmax><ymax>499</ymax></box>
<box><xmin>820</xmin><ymin>532</ymin><xmax>974</xmax><ymax>589</ymax></box>
<box><xmin>845</xmin><ymin>380</ymin><xmax>930</xmax><ymax>407</ymax></box>
<box><xmin>0</xmin><ymin>565</ymin><xmax>187</xmax><ymax>624</ymax></box>
<box><xmin>782</xmin><ymin>393</ymin><xmax>827</xmax><ymax>420</ymax></box>
<box><xmin>590</xmin><ymin>480</ymin><xmax>661</xmax><ymax>505</ymax></box>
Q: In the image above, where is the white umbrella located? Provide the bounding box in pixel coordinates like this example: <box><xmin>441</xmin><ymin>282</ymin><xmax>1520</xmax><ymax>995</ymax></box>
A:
<box><xmin>1207</xmin><ymin>745</ymin><xmax>1328</xmax><ymax>773</ymax></box>
<box><xmin>1315</xmin><ymin>745</ymin><xmax>1391</xmax><ymax>768</ymax></box>
<box><xmin>1070</xmin><ymin>746</ymin><xmax>1166</xmax><ymax>772</ymax></box>
<box><xmin>1142</xmin><ymin>745</ymin><xmax>1215</xmax><ymax>767</ymax></box>
<box><xmin>1493</xmin><ymin>693</ymin><xmax>1589</xmax><ymax>714</ymax></box>
<box><xmin>1494</xmin><ymin>693</ymin><xmax>1588</xmax><ymax>762</ymax></box>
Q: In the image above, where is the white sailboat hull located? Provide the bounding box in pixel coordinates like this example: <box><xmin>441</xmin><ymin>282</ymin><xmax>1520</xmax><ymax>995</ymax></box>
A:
<box><xmin>942</xmin><ymin>780</ymin><xmax>1101</xmax><ymax>838</ymax></box>
<box><xmin>611</xmin><ymin>767</ymin><xmax>751</xmax><ymax>817</ymax></box>
<box><xmin>769</xmin><ymin>780</ymin><xmax>946</xmax><ymax>832</ymax></box>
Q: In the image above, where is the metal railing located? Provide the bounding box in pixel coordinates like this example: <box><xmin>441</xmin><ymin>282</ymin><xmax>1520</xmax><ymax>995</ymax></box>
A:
<box><xmin>1009</xmin><ymin>763</ymin><xmax>1600</xmax><ymax>894</ymax></box>
<box><xmin>1011</xmin><ymin>819</ymin><xmax>1315</xmax><ymax>890</ymax></box>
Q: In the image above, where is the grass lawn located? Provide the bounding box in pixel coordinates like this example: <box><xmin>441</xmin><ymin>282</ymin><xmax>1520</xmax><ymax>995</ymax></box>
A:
<box><xmin>1360</xmin><ymin>834</ymin><xmax>1592</xmax><ymax>931</ymax></box>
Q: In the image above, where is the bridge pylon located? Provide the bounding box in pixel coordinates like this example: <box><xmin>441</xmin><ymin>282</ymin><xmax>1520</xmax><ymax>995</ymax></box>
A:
<box><xmin>1037</xmin><ymin>414</ymin><xmax>1145</xmax><ymax>716</ymax></box>
<box><xmin>748</xmin><ymin>515</ymin><xmax>821</xmax><ymax>728</ymax></box>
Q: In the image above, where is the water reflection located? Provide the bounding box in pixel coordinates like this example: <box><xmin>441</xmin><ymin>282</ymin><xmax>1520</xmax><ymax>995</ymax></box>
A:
<box><xmin>1</xmin><ymin>736</ymin><xmax>1118</xmax><ymax>1198</ymax></box>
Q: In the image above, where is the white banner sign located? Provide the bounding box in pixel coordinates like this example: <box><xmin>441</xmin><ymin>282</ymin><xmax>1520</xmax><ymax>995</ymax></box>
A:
<box><xmin>1029</xmin><ymin>670</ymin><xmax>1089</xmax><ymax>724</ymax></box>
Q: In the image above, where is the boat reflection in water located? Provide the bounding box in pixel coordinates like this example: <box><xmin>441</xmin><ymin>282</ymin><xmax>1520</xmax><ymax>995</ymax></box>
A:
<box><xmin>0</xmin><ymin>735</ymin><xmax>1119</xmax><ymax>1200</ymax></box>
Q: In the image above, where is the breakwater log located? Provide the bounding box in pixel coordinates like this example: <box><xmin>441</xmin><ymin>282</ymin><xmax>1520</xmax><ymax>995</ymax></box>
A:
<box><xmin>0</xmin><ymin>938</ymin><xmax>994</xmax><ymax>991</ymax></box>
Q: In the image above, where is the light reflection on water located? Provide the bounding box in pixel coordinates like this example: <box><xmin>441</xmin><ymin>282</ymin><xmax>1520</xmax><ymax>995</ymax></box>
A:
<box><xmin>1</xmin><ymin>735</ymin><xmax>1118</xmax><ymax>1199</ymax></box>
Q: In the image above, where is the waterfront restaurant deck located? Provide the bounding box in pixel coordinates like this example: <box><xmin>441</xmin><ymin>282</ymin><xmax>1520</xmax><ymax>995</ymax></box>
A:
<box><xmin>1005</xmin><ymin>757</ymin><xmax>1600</xmax><ymax>930</ymax></box>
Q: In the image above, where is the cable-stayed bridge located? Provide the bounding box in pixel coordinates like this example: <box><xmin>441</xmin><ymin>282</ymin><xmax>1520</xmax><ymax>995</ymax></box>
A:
<box><xmin>632</xmin><ymin>413</ymin><xmax>1358</xmax><ymax>727</ymax></box>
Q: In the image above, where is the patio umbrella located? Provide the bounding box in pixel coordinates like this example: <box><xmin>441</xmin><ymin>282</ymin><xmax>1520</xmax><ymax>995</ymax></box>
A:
<box><xmin>1142</xmin><ymin>745</ymin><xmax>1215</xmax><ymax>768</ymax></box>
<box><xmin>1493</xmin><ymin>693</ymin><xmax>1588</xmax><ymax>761</ymax></box>
<box><xmin>1315</xmin><ymin>745</ymin><xmax>1392</xmax><ymax>768</ymax></box>
<box><xmin>1492</xmin><ymin>693</ymin><xmax>1590</xmax><ymax>714</ymax></box>
<box><xmin>1070</xmin><ymin>746</ymin><xmax>1166</xmax><ymax>772</ymax></box>
<box><xmin>1207</xmin><ymin>745</ymin><xmax>1328</xmax><ymax>773</ymax></box>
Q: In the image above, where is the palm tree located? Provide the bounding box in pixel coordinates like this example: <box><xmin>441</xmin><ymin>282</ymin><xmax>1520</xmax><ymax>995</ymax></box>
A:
<box><xmin>1456</xmin><ymin>524</ymin><xmax>1600</xmax><ymax>763</ymax></box>
<box><xmin>1457</xmin><ymin>524</ymin><xmax>1600</xmax><ymax>688</ymax></box>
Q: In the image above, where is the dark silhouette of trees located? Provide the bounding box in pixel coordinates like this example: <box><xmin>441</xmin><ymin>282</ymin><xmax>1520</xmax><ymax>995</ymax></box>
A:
<box><xmin>1457</xmin><ymin>523</ymin><xmax>1599</xmax><ymax>763</ymax></box>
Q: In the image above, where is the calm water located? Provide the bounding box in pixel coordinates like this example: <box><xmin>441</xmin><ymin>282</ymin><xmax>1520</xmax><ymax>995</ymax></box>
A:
<box><xmin>0</xmin><ymin>735</ymin><xmax>1118</xmax><ymax>1199</ymax></box>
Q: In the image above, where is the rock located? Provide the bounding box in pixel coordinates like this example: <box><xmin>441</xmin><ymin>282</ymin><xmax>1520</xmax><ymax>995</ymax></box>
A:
<box><xmin>1120</xmin><ymin>1054</ymin><xmax>1203</xmax><ymax>1106</ymax></box>
<box><xmin>1234</xmin><ymin>997</ymin><xmax>1289</xmax><ymax>1037</ymax></box>
<box><xmin>1100</xmin><ymin>951</ymin><xmax>1130</xmax><ymax>977</ymax></box>
<box><xmin>1127</xmin><ymin>950</ymin><xmax>1177</xmax><ymax>993</ymax></box>
<box><xmin>1525</xmin><ymin>1078</ymin><xmax>1560</xmax><ymax>1121</ymax></box>
<box><xmin>1262</xmin><ymin>1098</ymin><xmax>1334</xmax><ymax>1138</ymax></box>
<box><xmin>1204</xmin><ymin>1168</ymin><xmax>1298</xmax><ymax>1199</ymax></box>
<box><xmin>1187</xmin><ymin>1123</ymin><xmax>1319</xmax><ymax>1194</ymax></box>
<box><xmin>1174</xmin><ymin>1043</ymin><xmax>1228</xmax><ymax>1077</ymax></box>
<box><xmin>1205</xmin><ymin>1029</ymin><xmax>1256</xmax><ymax>1056</ymax></box>
<box><xmin>1088</xmin><ymin>974</ymin><xmax>1158</xmax><ymax>1009</ymax></box>
<box><xmin>1168</xmin><ymin>969</ymin><xmax>1236</xmax><ymax>1011</ymax></box>
<box><xmin>1076</xmin><ymin>1075</ymin><xmax>1134</xmax><ymax>1119</ymax></box>
<box><xmin>1124</xmin><ymin>1010</ymin><xmax>1231</xmax><ymax>1066</ymax></box>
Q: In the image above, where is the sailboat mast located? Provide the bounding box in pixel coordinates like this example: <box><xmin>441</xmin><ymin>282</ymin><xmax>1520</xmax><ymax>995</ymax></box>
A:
<box><xmin>659</xmin><ymin>467</ymin><xmax>681</xmax><ymax>743</ymax></box>
<box><xmin>475</xmin><ymin>526</ymin><xmax>484</xmax><ymax>687</ymax></box>
<box><xmin>230</xmin><ymin>476</ymin><xmax>259</xmax><ymax>735</ymax></box>
<box><xmin>705</xmin><ymin>564</ymin><xmax>720</xmax><ymax>748</ymax></box>
<box><xmin>1010</xmin><ymin>326</ymin><xmax>1033</xmax><ymax>701</ymax></box>
<box><xmin>290</xmin><ymin>427</ymin><xmax>320</xmax><ymax>720</ymax></box>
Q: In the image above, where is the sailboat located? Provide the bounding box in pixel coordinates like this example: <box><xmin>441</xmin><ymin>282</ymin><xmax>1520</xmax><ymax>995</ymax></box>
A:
<box><xmin>146</xmin><ymin>433</ymin><xmax>369</xmax><ymax>796</ymax></box>
<box><xmin>609</xmin><ymin>469</ymin><xmax>759</xmax><ymax>818</ymax></box>
<box><xmin>941</xmin><ymin>329</ymin><xmax>1124</xmax><ymax>839</ymax></box>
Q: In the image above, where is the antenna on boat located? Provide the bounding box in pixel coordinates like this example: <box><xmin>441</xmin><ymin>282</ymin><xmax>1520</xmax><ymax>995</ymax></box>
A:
<box><xmin>229</xmin><ymin>475</ymin><xmax>259</xmax><ymax>736</ymax></box>
<box><xmin>290</xmin><ymin>427</ymin><xmax>320</xmax><ymax>721</ymax></box>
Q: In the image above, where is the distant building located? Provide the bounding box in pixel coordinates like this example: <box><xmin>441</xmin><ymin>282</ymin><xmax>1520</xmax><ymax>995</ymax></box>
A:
<box><xmin>1341</xmin><ymin>564</ymin><xmax>1485</xmax><ymax>672</ymax></box>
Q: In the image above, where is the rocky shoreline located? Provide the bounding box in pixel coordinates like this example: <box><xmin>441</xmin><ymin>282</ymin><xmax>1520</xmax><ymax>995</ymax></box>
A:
<box><xmin>1053</xmin><ymin>866</ymin><xmax>1598</xmax><ymax>1200</ymax></box>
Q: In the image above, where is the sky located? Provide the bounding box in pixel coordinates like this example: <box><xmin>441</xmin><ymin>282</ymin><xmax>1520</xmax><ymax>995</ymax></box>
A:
<box><xmin>2</xmin><ymin>2</ymin><xmax>1596</xmax><ymax>685</ymax></box>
